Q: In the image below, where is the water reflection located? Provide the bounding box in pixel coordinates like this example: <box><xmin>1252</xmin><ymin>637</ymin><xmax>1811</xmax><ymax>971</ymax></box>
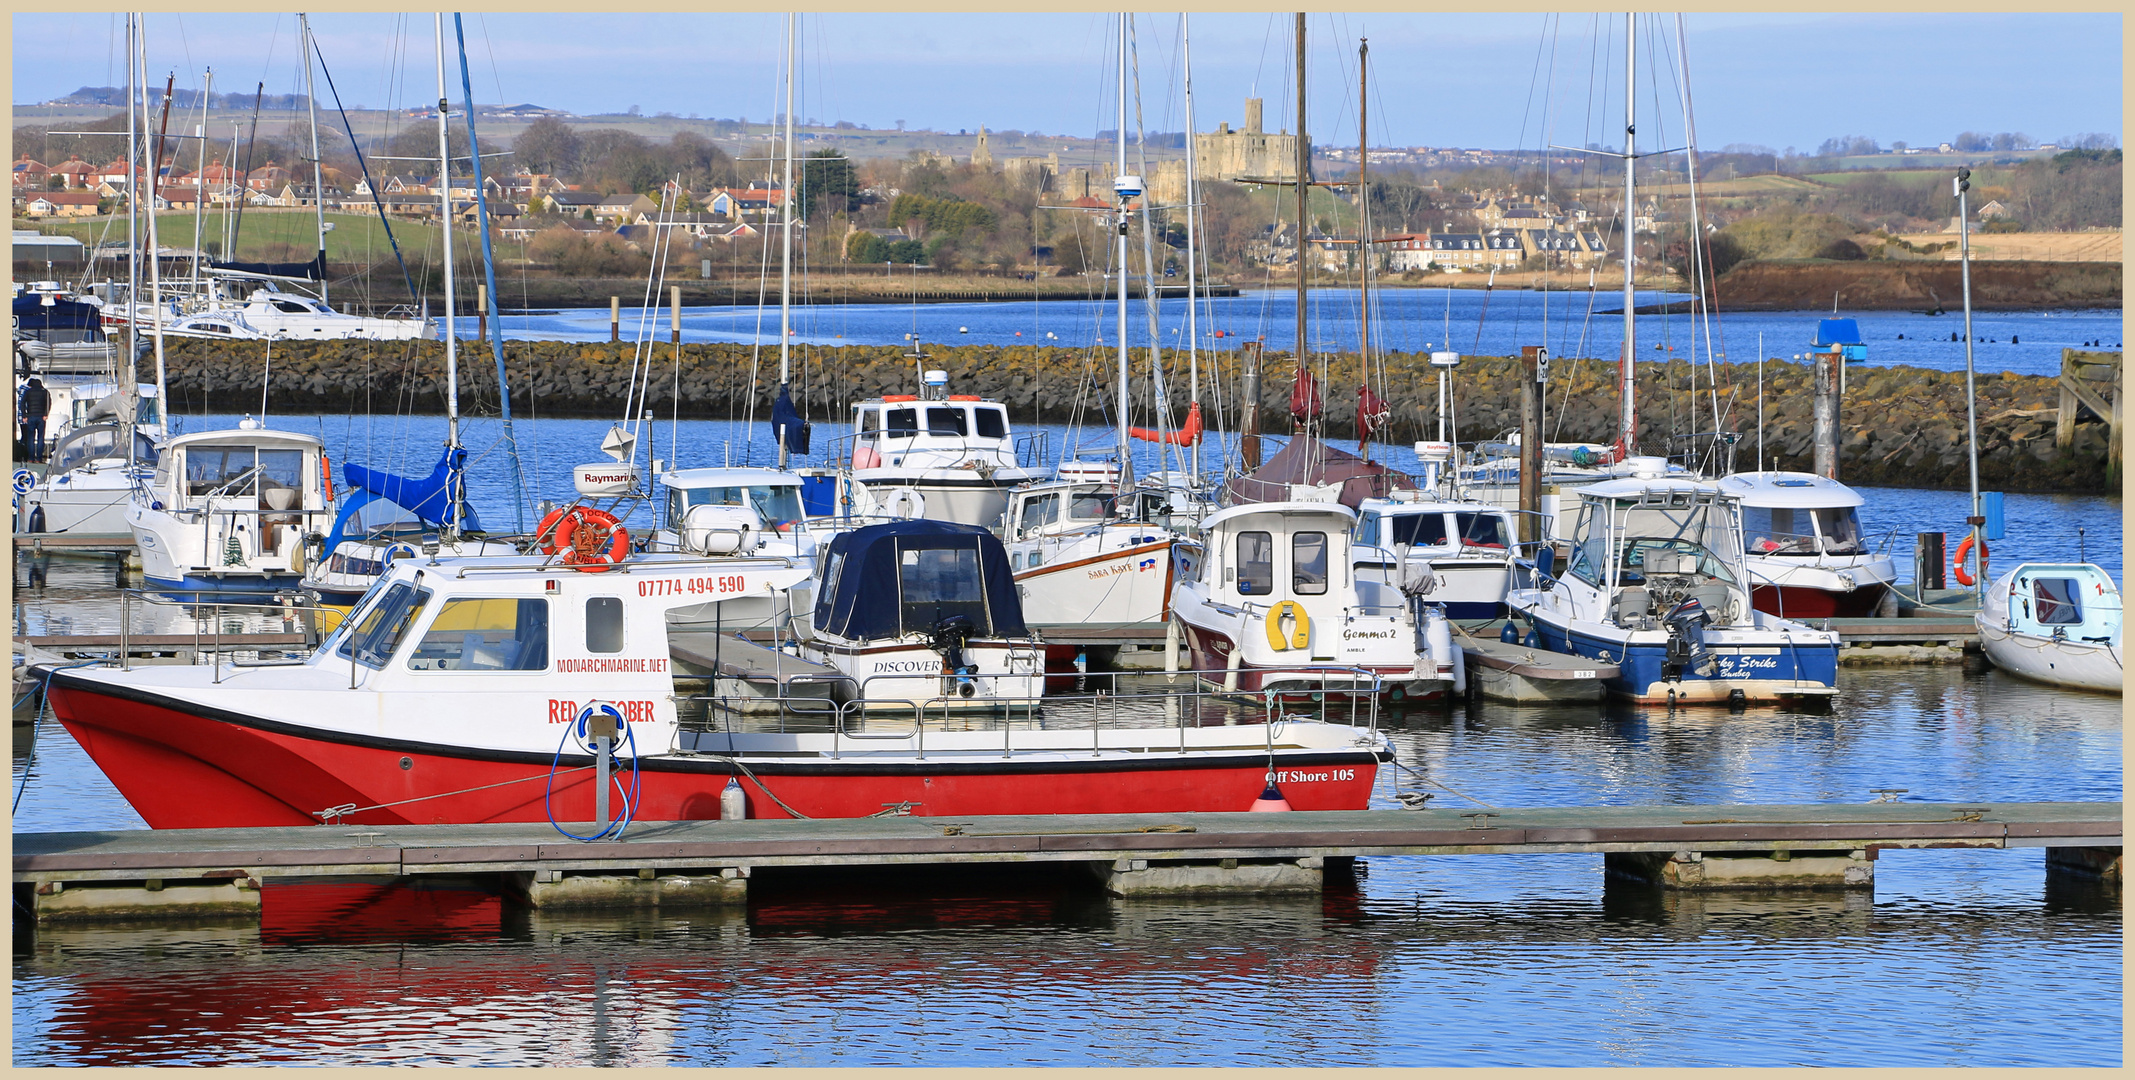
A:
<box><xmin>15</xmin><ymin>855</ymin><xmax>2119</xmax><ymax>1067</ymax></box>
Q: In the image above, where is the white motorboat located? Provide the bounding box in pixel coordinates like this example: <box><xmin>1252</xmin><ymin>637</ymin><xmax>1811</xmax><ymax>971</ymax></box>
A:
<box><xmin>105</xmin><ymin>281</ymin><xmax>430</xmax><ymax>342</ymax></box>
<box><xmin>1353</xmin><ymin>493</ymin><xmax>1521</xmax><ymax>620</ymax></box>
<box><xmin>1172</xmin><ymin>500</ymin><xmax>1461</xmax><ymax>701</ymax></box>
<box><xmin>1507</xmin><ymin>477</ymin><xmax>1840</xmax><ymax>705</ymax></box>
<box><xmin>127</xmin><ymin>423</ymin><xmax>333</xmax><ymax>595</ymax></box>
<box><xmin>794</xmin><ymin>519</ymin><xmax>1046</xmax><ymax>712</ymax></box>
<box><xmin>840</xmin><ymin>375</ymin><xmax>1047</xmax><ymax>527</ymax></box>
<box><xmin>1977</xmin><ymin>562</ymin><xmax>2122</xmax><ymax>693</ymax></box>
<box><xmin>1718</xmin><ymin>471</ymin><xmax>1899</xmax><ymax>619</ymax></box>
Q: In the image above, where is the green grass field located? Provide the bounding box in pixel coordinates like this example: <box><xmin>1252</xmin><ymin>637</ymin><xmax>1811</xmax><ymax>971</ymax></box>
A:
<box><xmin>17</xmin><ymin>208</ymin><xmax>529</xmax><ymax>268</ymax></box>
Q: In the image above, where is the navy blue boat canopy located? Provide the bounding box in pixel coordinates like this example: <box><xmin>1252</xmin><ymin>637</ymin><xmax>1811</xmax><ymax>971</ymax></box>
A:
<box><xmin>813</xmin><ymin>519</ymin><xmax>1026</xmax><ymax>641</ymax></box>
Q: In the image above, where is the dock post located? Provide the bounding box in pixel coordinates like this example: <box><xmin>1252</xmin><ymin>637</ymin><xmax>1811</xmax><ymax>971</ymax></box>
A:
<box><xmin>1239</xmin><ymin>340</ymin><xmax>1262</xmax><ymax>470</ymax></box>
<box><xmin>476</xmin><ymin>283</ymin><xmax>486</xmax><ymax>342</ymax></box>
<box><xmin>1519</xmin><ymin>345</ymin><xmax>1545</xmax><ymax>547</ymax></box>
<box><xmin>1813</xmin><ymin>348</ymin><xmax>1840</xmax><ymax>480</ymax></box>
<box><xmin>2057</xmin><ymin>349</ymin><xmax>2079</xmax><ymax>450</ymax></box>
<box><xmin>610</xmin><ymin>296</ymin><xmax>620</xmax><ymax>343</ymax></box>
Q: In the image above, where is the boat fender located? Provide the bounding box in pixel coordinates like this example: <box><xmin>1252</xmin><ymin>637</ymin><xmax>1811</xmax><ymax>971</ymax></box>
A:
<box><xmin>1424</xmin><ymin>609</ymin><xmax>1456</xmax><ymax>680</ymax></box>
<box><xmin>320</xmin><ymin>453</ymin><xmax>334</xmax><ymax>502</ymax></box>
<box><xmin>1500</xmin><ymin>621</ymin><xmax>1520</xmax><ymax>644</ymax></box>
<box><xmin>1265</xmin><ymin>600</ymin><xmax>1310</xmax><ymax>651</ymax></box>
<box><xmin>1952</xmin><ymin>533</ymin><xmax>1987</xmax><ymax>587</ymax></box>
<box><xmin>1249</xmin><ymin>776</ymin><xmax>1294</xmax><ymax>812</ymax></box>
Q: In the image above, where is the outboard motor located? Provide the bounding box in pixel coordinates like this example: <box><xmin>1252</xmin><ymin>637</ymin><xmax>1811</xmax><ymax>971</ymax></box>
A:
<box><xmin>1661</xmin><ymin>596</ymin><xmax>1715</xmax><ymax>680</ymax></box>
<box><xmin>928</xmin><ymin>614</ymin><xmax>979</xmax><ymax>698</ymax></box>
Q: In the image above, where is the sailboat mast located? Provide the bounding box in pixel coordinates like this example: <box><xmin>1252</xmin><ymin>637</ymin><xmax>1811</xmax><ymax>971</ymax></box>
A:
<box><xmin>1619</xmin><ymin>12</ymin><xmax>1637</xmax><ymax>456</ymax></box>
<box><xmin>124</xmin><ymin>14</ymin><xmax>139</xmax><ymax>380</ymax></box>
<box><xmin>191</xmin><ymin>69</ymin><xmax>210</xmax><ymax>295</ymax></box>
<box><xmin>302</xmin><ymin>13</ymin><xmax>327</xmax><ymax>303</ymax></box>
<box><xmin>1114</xmin><ymin>13</ymin><xmax>1132</xmax><ymax>491</ymax></box>
<box><xmin>1180</xmin><ymin>14</ymin><xmax>1202</xmax><ymax>486</ymax></box>
<box><xmin>139</xmin><ymin>34</ymin><xmax>167</xmax><ymax>423</ymax></box>
<box><xmin>1294</xmin><ymin>12</ymin><xmax>1308</xmax><ymax>399</ymax></box>
<box><xmin>434</xmin><ymin>14</ymin><xmax>459</xmax><ymax>456</ymax></box>
<box><xmin>1358</xmin><ymin>36</ymin><xmax>1371</xmax><ymax>462</ymax></box>
<box><xmin>778</xmin><ymin>12</ymin><xmax>795</xmax><ymax>470</ymax></box>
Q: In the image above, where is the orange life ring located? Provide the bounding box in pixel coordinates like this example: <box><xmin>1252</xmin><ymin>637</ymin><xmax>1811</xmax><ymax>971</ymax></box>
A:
<box><xmin>1952</xmin><ymin>533</ymin><xmax>1987</xmax><ymax>587</ymax></box>
<box><xmin>540</xmin><ymin>506</ymin><xmax>630</xmax><ymax>571</ymax></box>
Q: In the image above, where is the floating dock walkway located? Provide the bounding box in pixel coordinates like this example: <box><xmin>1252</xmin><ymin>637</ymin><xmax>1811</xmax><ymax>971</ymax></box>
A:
<box><xmin>15</xmin><ymin>801</ymin><xmax>2119</xmax><ymax>921</ymax></box>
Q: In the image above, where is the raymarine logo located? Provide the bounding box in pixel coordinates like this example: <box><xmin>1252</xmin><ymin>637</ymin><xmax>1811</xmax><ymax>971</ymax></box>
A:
<box><xmin>580</xmin><ymin>472</ymin><xmax>632</xmax><ymax>484</ymax></box>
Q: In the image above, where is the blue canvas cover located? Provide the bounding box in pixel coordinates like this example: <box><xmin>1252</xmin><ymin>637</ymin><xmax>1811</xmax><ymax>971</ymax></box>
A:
<box><xmin>1814</xmin><ymin>318</ymin><xmax>1863</xmax><ymax>347</ymax></box>
<box><xmin>813</xmin><ymin>519</ymin><xmax>1026</xmax><ymax>641</ymax></box>
<box><xmin>343</xmin><ymin>446</ymin><xmax>475</xmax><ymax>528</ymax></box>
<box><xmin>12</xmin><ymin>292</ymin><xmax>105</xmax><ymax>338</ymax></box>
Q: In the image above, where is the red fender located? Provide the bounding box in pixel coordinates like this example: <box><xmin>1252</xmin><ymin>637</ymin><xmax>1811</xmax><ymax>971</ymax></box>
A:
<box><xmin>1127</xmin><ymin>402</ymin><xmax>1203</xmax><ymax>446</ymax></box>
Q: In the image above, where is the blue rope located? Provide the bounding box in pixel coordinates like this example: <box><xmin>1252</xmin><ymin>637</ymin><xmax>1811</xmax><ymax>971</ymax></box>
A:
<box><xmin>13</xmin><ymin>662</ymin><xmax>98</xmax><ymax>813</ymax></box>
<box><xmin>544</xmin><ymin>708</ymin><xmax>642</xmax><ymax>842</ymax></box>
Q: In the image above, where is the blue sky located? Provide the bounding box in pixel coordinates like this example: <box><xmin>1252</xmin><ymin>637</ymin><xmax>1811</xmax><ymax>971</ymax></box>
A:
<box><xmin>13</xmin><ymin>13</ymin><xmax>2122</xmax><ymax>153</ymax></box>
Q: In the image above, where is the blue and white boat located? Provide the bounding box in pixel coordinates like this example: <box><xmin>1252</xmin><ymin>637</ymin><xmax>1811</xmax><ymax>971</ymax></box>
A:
<box><xmin>128</xmin><ymin>423</ymin><xmax>334</xmax><ymax>595</ymax></box>
<box><xmin>1507</xmin><ymin>477</ymin><xmax>1840</xmax><ymax>705</ymax></box>
<box><xmin>1977</xmin><ymin>563</ymin><xmax>2122</xmax><ymax>694</ymax></box>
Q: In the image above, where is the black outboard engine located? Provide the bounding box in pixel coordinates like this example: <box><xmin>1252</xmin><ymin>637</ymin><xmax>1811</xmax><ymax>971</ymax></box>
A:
<box><xmin>928</xmin><ymin>614</ymin><xmax>979</xmax><ymax>698</ymax></box>
<box><xmin>1661</xmin><ymin>596</ymin><xmax>1715</xmax><ymax>680</ymax></box>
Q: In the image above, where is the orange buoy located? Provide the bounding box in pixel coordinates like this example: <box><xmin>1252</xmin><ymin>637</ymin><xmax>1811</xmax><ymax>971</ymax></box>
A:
<box><xmin>1249</xmin><ymin>777</ymin><xmax>1293</xmax><ymax>812</ymax></box>
<box><xmin>540</xmin><ymin>506</ymin><xmax>630</xmax><ymax>571</ymax></box>
<box><xmin>1953</xmin><ymin>533</ymin><xmax>1987</xmax><ymax>587</ymax></box>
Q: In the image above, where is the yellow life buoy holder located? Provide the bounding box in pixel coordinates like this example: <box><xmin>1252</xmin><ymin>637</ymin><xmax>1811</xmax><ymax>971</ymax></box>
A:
<box><xmin>1265</xmin><ymin>600</ymin><xmax>1311</xmax><ymax>651</ymax></box>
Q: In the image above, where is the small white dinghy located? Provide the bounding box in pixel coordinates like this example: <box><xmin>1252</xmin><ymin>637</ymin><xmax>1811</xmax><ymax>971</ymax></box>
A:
<box><xmin>1976</xmin><ymin>563</ymin><xmax>2123</xmax><ymax>694</ymax></box>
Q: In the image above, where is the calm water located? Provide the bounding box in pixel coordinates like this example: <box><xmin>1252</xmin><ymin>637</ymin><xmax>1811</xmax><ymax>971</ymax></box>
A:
<box><xmin>484</xmin><ymin>289</ymin><xmax>2121</xmax><ymax>377</ymax></box>
<box><xmin>13</xmin><ymin>408</ymin><xmax>2122</xmax><ymax>1065</ymax></box>
<box><xmin>12</xmin><ymin>607</ymin><xmax>2123</xmax><ymax>1066</ymax></box>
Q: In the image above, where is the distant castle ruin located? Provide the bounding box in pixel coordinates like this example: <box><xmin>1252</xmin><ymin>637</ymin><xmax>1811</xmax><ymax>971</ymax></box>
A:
<box><xmin>1194</xmin><ymin>97</ymin><xmax>1301</xmax><ymax>184</ymax></box>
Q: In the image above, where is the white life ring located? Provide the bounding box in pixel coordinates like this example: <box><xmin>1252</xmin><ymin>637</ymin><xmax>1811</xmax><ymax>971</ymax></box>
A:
<box><xmin>880</xmin><ymin>486</ymin><xmax>927</xmax><ymax>520</ymax></box>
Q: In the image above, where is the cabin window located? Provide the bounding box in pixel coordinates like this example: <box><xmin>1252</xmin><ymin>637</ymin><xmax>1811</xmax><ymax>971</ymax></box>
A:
<box><xmin>925</xmin><ymin>407</ymin><xmax>968</xmax><ymax>436</ymax></box>
<box><xmin>1292</xmin><ymin>532</ymin><xmax>1329</xmax><ymax>595</ymax></box>
<box><xmin>2033</xmin><ymin>578</ymin><xmax>2083</xmax><ymax>625</ymax></box>
<box><xmin>1813</xmin><ymin>507</ymin><xmax>1864</xmax><ymax>554</ymax></box>
<box><xmin>1018</xmin><ymin>492</ymin><xmax>1060</xmax><ymax>534</ymax></box>
<box><xmin>1455</xmin><ymin>512</ymin><xmax>1510</xmax><ymax>549</ymax></box>
<box><xmin>185</xmin><ymin>445</ymin><xmax>264</xmax><ymax>497</ymax></box>
<box><xmin>135</xmin><ymin>396</ymin><xmax>162</xmax><ymax>426</ymax></box>
<box><xmin>974</xmin><ymin>407</ymin><xmax>1008</xmax><ymax>439</ymax></box>
<box><xmin>1388</xmin><ymin>512</ymin><xmax>1449</xmax><ymax>547</ymax></box>
<box><xmin>857</xmin><ymin>410</ymin><xmax>879</xmax><ymax>436</ymax></box>
<box><xmin>1236</xmin><ymin>531</ymin><xmax>1274</xmax><ymax>595</ymax></box>
<box><xmin>272</xmin><ymin>299</ymin><xmax>312</xmax><ymax>314</ymax></box>
<box><xmin>407</xmin><ymin>598</ymin><xmax>551</xmax><ymax>671</ymax></box>
<box><xmin>336</xmin><ymin>583</ymin><xmax>432</xmax><ymax>669</ymax></box>
<box><xmin>1742</xmin><ymin>506</ymin><xmax>1815</xmax><ymax>554</ymax></box>
<box><xmin>899</xmin><ymin>544</ymin><xmax>989</xmax><ymax>636</ymax></box>
<box><xmin>1067</xmin><ymin>492</ymin><xmax>1109</xmax><ymax>521</ymax></box>
<box><xmin>257</xmin><ymin>449</ymin><xmax>305</xmax><ymax>510</ymax></box>
<box><xmin>586</xmin><ymin>597</ymin><xmax>625</xmax><ymax>653</ymax></box>
<box><xmin>1355</xmin><ymin>511</ymin><xmax>1381</xmax><ymax>549</ymax></box>
<box><xmin>885</xmin><ymin>408</ymin><xmax>918</xmax><ymax>437</ymax></box>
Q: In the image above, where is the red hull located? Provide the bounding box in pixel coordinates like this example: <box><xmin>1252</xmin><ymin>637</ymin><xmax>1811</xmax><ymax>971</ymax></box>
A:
<box><xmin>48</xmin><ymin>680</ymin><xmax>1381</xmax><ymax>830</ymax></box>
<box><xmin>1750</xmin><ymin>581</ymin><xmax>1889</xmax><ymax>619</ymax></box>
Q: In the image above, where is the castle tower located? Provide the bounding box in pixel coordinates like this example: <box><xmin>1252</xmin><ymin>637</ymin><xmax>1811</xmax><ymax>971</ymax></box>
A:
<box><xmin>1244</xmin><ymin>98</ymin><xmax>1263</xmax><ymax>135</ymax></box>
<box><xmin>972</xmin><ymin>124</ymin><xmax>993</xmax><ymax>170</ymax></box>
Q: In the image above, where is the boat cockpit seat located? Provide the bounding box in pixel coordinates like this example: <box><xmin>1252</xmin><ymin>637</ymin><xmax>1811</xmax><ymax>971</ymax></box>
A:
<box><xmin>1688</xmin><ymin>584</ymin><xmax>1735</xmax><ymax>624</ymax></box>
<box><xmin>262</xmin><ymin>483</ymin><xmax>299</xmax><ymax>512</ymax></box>
<box><xmin>1612</xmin><ymin>586</ymin><xmax>1650</xmax><ymax>624</ymax></box>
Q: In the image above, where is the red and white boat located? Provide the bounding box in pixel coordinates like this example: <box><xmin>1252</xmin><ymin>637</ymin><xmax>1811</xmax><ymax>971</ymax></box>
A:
<box><xmin>1717</xmin><ymin>471</ymin><xmax>1898</xmax><ymax>619</ymax></box>
<box><xmin>43</xmin><ymin>547</ymin><xmax>1388</xmax><ymax>830</ymax></box>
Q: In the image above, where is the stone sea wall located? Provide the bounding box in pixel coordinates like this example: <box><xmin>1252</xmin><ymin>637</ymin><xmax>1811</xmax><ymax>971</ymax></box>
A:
<box><xmin>159</xmin><ymin>338</ymin><xmax>2118</xmax><ymax>493</ymax></box>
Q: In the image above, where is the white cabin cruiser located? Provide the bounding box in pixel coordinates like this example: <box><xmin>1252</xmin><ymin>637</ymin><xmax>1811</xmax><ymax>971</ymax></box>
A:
<box><xmin>841</xmin><ymin>374</ymin><xmax>1047</xmax><ymax>527</ymax></box>
<box><xmin>127</xmin><ymin>424</ymin><xmax>333</xmax><ymax>595</ymax></box>
<box><xmin>105</xmin><ymin>280</ymin><xmax>428</xmax><ymax>342</ymax></box>
<box><xmin>1717</xmin><ymin>471</ymin><xmax>1898</xmax><ymax>619</ymax></box>
<box><xmin>1977</xmin><ymin>563</ymin><xmax>2122</xmax><ymax>693</ymax></box>
<box><xmin>1353</xmin><ymin>494</ymin><xmax>1520</xmax><ymax>620</ymax></box>
<box><xmin>1507</xmin><ymin>478</ymin><xmax>1840</xmax><ymax>705</ymax></box>
<box><xmin>795</xmin><ymin>520</ymin><xmax>1046</xmax><ymax>712</ymax></box>
<box><xmin>640</xmin><ymin>466</ymin><xmax>822</xmax><ymax>630</ymax></box>
<box><xmin>1002</xmin><ymin>480</ymin><xmax>1194</xmax><ymax>629</ymax></box>
<box><xmin>1172</xmin><ymin>501</ymin><xmax>1461</xmax><ymax>702</ymax></box>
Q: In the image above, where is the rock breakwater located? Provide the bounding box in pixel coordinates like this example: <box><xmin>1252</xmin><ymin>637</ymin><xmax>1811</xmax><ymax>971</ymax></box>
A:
<box><xmin>160</xmin><ymin>338</ymin><xmax>2117</xmax><ymax>493</ymax></box>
